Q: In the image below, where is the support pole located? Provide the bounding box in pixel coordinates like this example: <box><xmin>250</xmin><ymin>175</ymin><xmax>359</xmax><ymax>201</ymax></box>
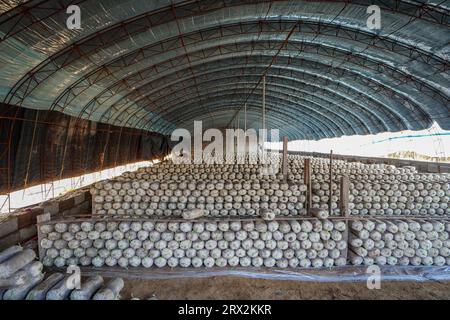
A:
<box><xmin>304</xmin><ymin>158</ymin><xmax>312</xmax><ymax>213</ymax></box>
<box><xmin>244</xmin><ymin>103</ymin><xmax>247</xmax><ymax>132</ymax></box>
<box><xmin>259</xmin><ymin>75</ymin><xmax>266</xmax><ymax>157</ymax></box>
<box><xmin>329</xmin><ymin>150</ymin><xmax>333</xmax><ymax>216</ymax></box>
<box><xmin>282</xmin><ymin>136</ymin><xmax>288</xmax><ymax>181</ymax></box>
<box><xmin>262</xmin><ymin>75</ymin><xmax>266</xmax><ymax>134</ymax></box>
<box><xmin>23</xmin><ymin>110</ymin><xmax>39</xmax><ymax>193</ymax></box>
<box><xmin>59</xmin><ymin>117</ymin><xmax>73</xmax><ymax>180</ymax></box>
<box><xmin>340</xmin><ymin>175</ymin><xmax>349</xmax><ymax>216</ymax></box>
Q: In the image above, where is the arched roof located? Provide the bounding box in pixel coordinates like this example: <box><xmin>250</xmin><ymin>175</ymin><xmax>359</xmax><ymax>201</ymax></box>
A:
<box><xmin>0</xmin><ymin>0</ymin><xmax>449</xmax><ymax>140</ymax></box>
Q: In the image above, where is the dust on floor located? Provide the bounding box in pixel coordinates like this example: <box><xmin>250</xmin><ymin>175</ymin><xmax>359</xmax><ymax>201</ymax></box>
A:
<box><xmin>121</xmin><ymin>276</ymin><xmax>450</xmax><ymax>300</ymax></box>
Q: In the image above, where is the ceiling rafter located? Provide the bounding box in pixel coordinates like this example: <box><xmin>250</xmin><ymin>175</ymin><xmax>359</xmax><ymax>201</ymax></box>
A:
<box><xmin>95</xmin><ymin>52</ymin><xmax>432</xmax><ymax>131</ymax></box>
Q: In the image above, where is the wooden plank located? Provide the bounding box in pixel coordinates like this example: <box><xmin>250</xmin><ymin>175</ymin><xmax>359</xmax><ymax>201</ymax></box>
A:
<box><xmin>15</xmin><ymin>207</ymin><xmax>44</xmax><ymax>229</ymax></box>
<box><xmin>41</xmin><ymin>202</ymin><xmax>59</xmax><ymax>216</ymax></box>
<box><xmin>340</xmin><ymin>175</ymin><xmax>350</xmax><ymax>217</ymax></box>
<box><xmin>0</xmin><ymin>232</ymin><xmax>20</xmax><ymax>251</ymax></box>
<box><xmin>19</xmin><ymin>225</ymin><xmax>37</xmax><ymax>242</ymax></box>
<box><xmin>58</xmin><ymin>197</ymin><xmax>75</xmax><ymax>212</ymax></box>
<box><xmin>0</xmin><ymin>217</ymin><xmax>18</xmax><ymax>238</ymax></box>
<box><xmin>43</xmin><ymin>265</ymin><xmax>367</xmax><ymax>281</ymax></box>
<box><xmin>303</xmin><ymin>158</ymin><xmax>312</xmax><ymax>212</ymax></box>
<box><xmin>36</xmin><ymin>215</ymin><xmax>356</xmax><ymax>226</ymax></box>
<box><xmin>282</xmin><ymin>136</ymin><xmax>288</xmax><ymax>181</ymax></box>
<box><xmin>73</xmin><ymin>192</ymin><xmax>86</xmax><ymax>205</ymax></box>
<box><xmin>35</xmin><ymin>212</ymin><xmax>450</xmax><ymax>227</ymax></box>
<box><xmin>343</xmin><ymin>219</ymin><xmax>350</xmax><ymax>265</ymax></box>
<box><xmin>329</xmin><ymin>150</ymin><xmax>333</xmax><ymax>216</ymax></box>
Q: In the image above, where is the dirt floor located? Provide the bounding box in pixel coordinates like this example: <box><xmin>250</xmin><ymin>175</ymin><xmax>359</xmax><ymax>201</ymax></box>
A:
<box><xmin>120</xmin><ymin>277</ymin><xmax>450</xmax><ymax>300</ymax></box>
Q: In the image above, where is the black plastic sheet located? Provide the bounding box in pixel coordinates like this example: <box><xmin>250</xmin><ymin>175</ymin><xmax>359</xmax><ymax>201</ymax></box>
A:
<box><xmin>0</xmin><ymin>104</ymin><xmax>170</xmax><ymax>194</ymax></box>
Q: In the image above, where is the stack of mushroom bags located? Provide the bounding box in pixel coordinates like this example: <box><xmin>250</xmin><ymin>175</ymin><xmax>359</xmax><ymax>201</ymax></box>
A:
<box><xmin>37</xmin><ymin>153</ymin><xmax>450</xmax><ymax>269</ymax></box>
<box><xmin>0</xmin><ymin>245</ymin><xmax>123</xmax><ymax>300</ymax></box>
<box><xmin>91</xmin><ymin>154</ymin><xmax>309</xmax><ymax>217</ymax></box>
<box><xmin>90</xmin><ymin>154</ymin><xmax>449</xmax><ymax>217</ymax></box>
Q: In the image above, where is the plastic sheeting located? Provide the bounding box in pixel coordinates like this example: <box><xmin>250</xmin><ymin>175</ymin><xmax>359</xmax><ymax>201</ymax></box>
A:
<box><xmin>0</xmin><ymin>1</ymin><xmax>448</xmax><ymax>140</ymax></box>
<box><xmin>39</xmin><ymin>215</ymin><xmax>450</xmax><ymax>283</ymax></box>
<box><xmin>70</xmin><ymin>265</ymin><xmax>450</xmax><ymax>282</ymax></box>
<box><xmin>0</xmin><ymin>103</ymin><xmax>170</xmax><ymax>193</ymax></box>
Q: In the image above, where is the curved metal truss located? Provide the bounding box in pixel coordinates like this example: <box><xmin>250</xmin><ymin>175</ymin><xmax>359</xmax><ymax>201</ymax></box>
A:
<box><xmin>0</xmin><ymin>0</ymin><xmax>449</xmax><ymax>140</ymax></box>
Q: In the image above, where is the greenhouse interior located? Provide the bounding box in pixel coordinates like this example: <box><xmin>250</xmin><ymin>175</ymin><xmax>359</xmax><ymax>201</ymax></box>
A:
<box><xmin>0</xmin><ymin>0</ymin><xmax>449</xmax><ymax>301</ymax></box>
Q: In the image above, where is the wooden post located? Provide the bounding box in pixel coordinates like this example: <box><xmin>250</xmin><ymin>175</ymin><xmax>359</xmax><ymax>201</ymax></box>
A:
<box><xmin>304</xmin><ymin>158</ymin><xmax>311</xmax><ymax>212</ymax></box>
<box><xmin>262</xmin><ymin>75</ymin><xmax>266</xmax><ymax>133</ymax></box>
<box><xmin>340</xmin><ymin>175</ymin><xmax>349</xmax><ymax>216</ymax></box>
<box><xmin>329</xmin><ymin>150</ymin><xmax>333</xmax><ymax>216</ymax></box>
<box><xmin>244</xmin><ymin>103</ymin><xmax>247</xmax><ymax>132</ymax></box>
<box><xmin>36</xmin><ymin>213</ymin><xmax>51</xmax><ymax>261</ymax></box>
<box><xmin>282</xmin><ymin>136</ymin><xmax>288</xmax><ymax>181</ymax></box>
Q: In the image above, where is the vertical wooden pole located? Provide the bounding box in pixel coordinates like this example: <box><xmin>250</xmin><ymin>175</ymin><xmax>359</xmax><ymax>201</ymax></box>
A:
<box><xmin>244</xmin><ymin>103</ymin><xmax>247</xmax><ymax>132</ymax></box>
<box><xmin>59</xmin><ymin>117</ymin><xmax>73</xmax><ymax>180</ymax></box>
<box><xmin>114</xmin><ymin>126</ymin><xmax>124</xmax><ymax>167</ymax></box>
<box><xmin>282</xmin><ymin>136</ymin><xmax>288</xmax><ymax>181</ymax></box>
<box><xmin>100</xmin><ymin>124</ymin><xmax>112</xmax><ymax>172</ymax></box>
<box><xmin>304</xmin><ymin>158</ymin><xmax>311</xmax><ymax>212</ymax></box>
<box><xmin>340</xmin><ymin>175</ymin><xmax>350</xmax><ymax>216</ymax></box>
<box><xmin>260</xmin><ymin>76</ymin><xmax>266</xmax><ymax>159</ymax></box>
<box><xmin>329</xmin><ymin>150</ymin><xmax>333</xmax><ymax>216</ymax></box>
<box><xmin>262</xmin><ymin>75</ymin><xmax>266</xmax><ymax>134</ymax></box>
<box><xmin>23</xmin><ymin>110</ymin><xmax>39</xmax><ymax>193</ymax></box>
